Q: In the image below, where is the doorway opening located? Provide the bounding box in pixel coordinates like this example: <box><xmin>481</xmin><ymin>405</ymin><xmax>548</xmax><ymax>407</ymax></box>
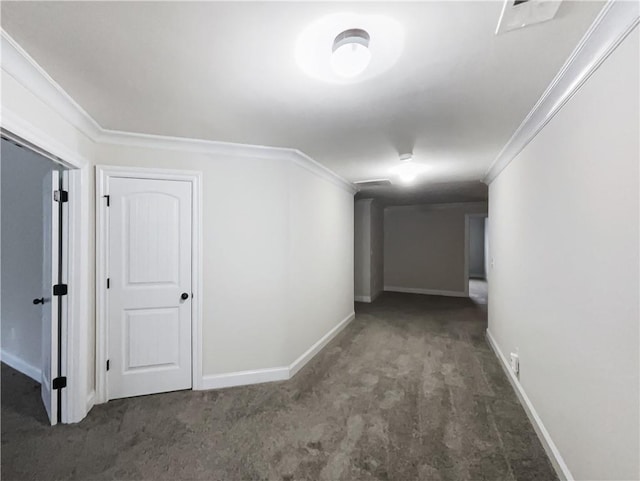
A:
<box><xmin>466</xmin><ymin>214</ymin><xmax>488</xmax><ymax>305</ymax></box>
<box><xmin>1</xmin><ymin>136</ymin><xmax>69</xmax><ymax>425</ymax></box>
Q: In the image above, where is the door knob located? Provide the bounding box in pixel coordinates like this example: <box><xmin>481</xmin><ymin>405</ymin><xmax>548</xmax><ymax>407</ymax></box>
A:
<box><xmin>33</xmin><ymin>298</ymin><xmax>45</xmax><ymax>305</ymax></box>
<box><xmin>181</xmin><ymin>292</ymin><xmax>189</xmax><ymax>300</ymax></box>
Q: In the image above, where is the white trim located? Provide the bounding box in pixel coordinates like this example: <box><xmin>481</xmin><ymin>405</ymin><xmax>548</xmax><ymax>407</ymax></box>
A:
<box><xmin>289</xmin><ymin>312</ymin><xmax>355</xmax><ymax>378</ymax></box>
<box><xmin>484</xmin><ymin>0</ymin><xmax>640</xmax><ymax>184</ymax></box>
<box><xmin>0</xmin><ymin>108</ymin><xmax>89</xmax><ymax>169</ymax></box>
<box><xmin>197</xmin><ymin>312</ymin><xmax>355</xmax><ymax>390</ymax></box>
<box><xmin>95</xmin><ymin>165</ymin><xmax>203</xmax><ymax>403</ymax></box>
<box><xmin>0</xmin><ymin>29</ymin><xmax>355</xmax><ymax>195</ymax></box>
<box><xmin>1</xmin><ymin>349</ymin><xmax>42</xmax><ymax>383</ymax></box>
<box><xmin>97</xmin><ymin>127</ymin><xmax>295</xmax><ymax>160</ymax></box>
<box><xmin>384</xmin><ymin>286</ymin><xmax>467</xmax><ymax>297</ymax></box>
<box><xmin>200</xmin><ymin>367</ymin><xmax>289</xmax><ymax>390</ymax></box>
<box><xmin>486</xmin><ymin>329</ymin><xmax>573</xmax><ymax>481</ymax></box>
<box><xmin>354</xmin><ymin>295</ymin><xmax>372</xmax><ymax>303</ymax></box>
<box><xmin>0</xmin><ymin>30</ymin><xmax>102</xmax><ymax>141</ymax></box>
<box><xmin>99</xmin><ymin>130</ymin><xmax>356</xmax><ymax>194</ymax></box>
<box><xmin>289</xmin><ymin>149</ymin><xmax>357</xmax><ymax>194</ymax></box>
<box><xmin>64</xmin><ymin>168</ymin><xmax>91</xmax><ymax>423</ymax></box>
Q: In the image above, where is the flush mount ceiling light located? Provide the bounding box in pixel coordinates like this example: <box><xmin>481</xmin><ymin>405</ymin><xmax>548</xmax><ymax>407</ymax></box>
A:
<box><xmin>295</xmin><ymin>13</ymin><xmax>404</xmax><ymax>84</ymax></box>
<box><xmin>331</xmin><ymin>28</ymin><xmax>371</xmax><ymax>78</ymax></box>
<box><xmin>390</xmin><ymin>154</ymin><xmax>427</xmax><ymax>184</ymax></box>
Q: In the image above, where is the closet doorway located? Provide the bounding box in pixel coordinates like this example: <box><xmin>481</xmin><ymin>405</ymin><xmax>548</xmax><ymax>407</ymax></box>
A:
<box><xmin>1</xmin><ymin>135</ymin><xmax>69</xmax><ymax>425</ymax></box>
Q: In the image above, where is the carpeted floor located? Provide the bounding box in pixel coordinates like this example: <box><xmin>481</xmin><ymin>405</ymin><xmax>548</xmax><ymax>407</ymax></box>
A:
<box><xmin>1</xmin><ymin>292</ymin><xmax>556</xmax><ymax>481</ymax></box>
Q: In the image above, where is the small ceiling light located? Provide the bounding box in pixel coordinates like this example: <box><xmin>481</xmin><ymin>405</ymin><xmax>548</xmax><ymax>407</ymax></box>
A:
<box><xmin>331</xmin><ymin>28</ymin><xmax>371</xmax><ymax>78</ymax></box>
<box><xmin>390</xmin><ymin>153</ymin><xmax>427</xmax><ymax>184</ymax></box>
<box><xmin>295</xmin><ymin>13</ymin><xmax>403</xmax><ymax>84</ymax></box>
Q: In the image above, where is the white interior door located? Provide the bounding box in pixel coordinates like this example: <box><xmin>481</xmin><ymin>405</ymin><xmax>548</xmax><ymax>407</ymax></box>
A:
<box><xmin>107</xmin><ymin>177</ymin><xmax>192</xmax><ymax>400</ymax></box>
<box><xmin>41</xmin><ymin>170</ymin><xmax>59</xmax><ymax>425</ymax></box>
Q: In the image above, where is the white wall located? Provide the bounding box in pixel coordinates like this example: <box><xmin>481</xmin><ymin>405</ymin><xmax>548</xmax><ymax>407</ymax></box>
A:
<box><xmin>354</xmin><ymin>198</ymin><xmax>384</xmax><ymax>303</ymax></box>
<box><xmin>468</xmin><ymin>216</ymin><xmax>486</xmax><ymax>279</ymax></box>
<box><xmin>384</xmin><ymin>203</ymin><xmax>487</xmax><ymax>296</ymax></box>
<box><xmin>488</xmin><ymin>28</ymin><xmax>639</xmax><ymax>481</ymax></box>
<box><xmin>287</xmin><ymin>163</ymin><xmax>354</xmax><ymax>364</ymax></box>
<box><xmin>354</xmin><ymin>199</ymin><xmax>371</xmax><ymax>301</ymax></box>
<box><xmin>96</xmin><ymin>144</ymin><xmax>355</xmax><ymax>377</ymax></box>
<box><xmin>483</xmin><ymin>217</ymin><xmax>489</xmax><ymax>280</ymax></box>
<box><xmin>370</xmin><ymin>200</ymin><xmax>384</xmax><ymax>300</ymax></box>
<box><xmin>1</xmin><ymin>140</ymin><xmax>58</xmax><ymax>380</ymax></box>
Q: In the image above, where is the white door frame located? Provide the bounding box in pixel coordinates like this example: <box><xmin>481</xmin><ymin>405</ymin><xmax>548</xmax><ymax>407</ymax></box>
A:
<box><xmin>1</xmin><ymin>127</ymin><xmax>88</xmax><ymax>424</ymax></box>
<box><xmin>95</xmin><ymin>165</ymin><xmax>203</xmax><ymax>403</ymax></box>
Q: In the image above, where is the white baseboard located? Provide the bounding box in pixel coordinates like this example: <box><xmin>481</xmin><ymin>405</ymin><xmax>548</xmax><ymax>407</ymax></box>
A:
<box><xmin>289</xmin><ymin>312</ymin><xmax>355</xmax><ymax>378</ymax></box>
<box><xmin>1</xmin><ymin>349</ymin><xmax>41</xmax><ymax>382</ymax></box>
<box><xmin>485</xmin><ymin>330</ymin><xmax>573</xmax><ymax>481</ymax></box>
<box><xmin>198</xmin><ymin>312</ymin><xmax>355</xmax><ymax>390</ymax></box>
<box><xmin>384</xmin><ymin>286</ymin><xmax>467</xmax><ymax>298</ymax></box>
<box><xmin>200</xmin><ymin>367</ymin><xmax>289</xmax><ymax>390</ymax></box>
<box><xmin>354</xmin><ymin>295</ymin><xmax>371</xmax><ymax>303</ymax></box>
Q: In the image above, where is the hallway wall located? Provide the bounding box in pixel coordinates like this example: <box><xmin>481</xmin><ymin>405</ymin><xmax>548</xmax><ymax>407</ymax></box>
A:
<box><xmin>384</xmin><ymin>203</ymin><xmax>487</xmax><ymax>296</ymax></box>
<box><xmin>354</xmin><ymin>199</ymin><xmax>384</xmax><ymax>303</ymax></box>
<box><xmin>468</xmin><ymin>216</ymin><xmax>486</xmax><ymax>279</ymax></box>
<box><xmin>488</xmin><ymin>28</ymin><xmax>639</xmax><ymax>481</ymax></box>
<box><xmin>354</xmin><ymin>199</ymin><xmax>371</xmax><ymax>301</ymax></box>
<box><xmin>96</xmin><ymin>143</ymin><xmax>355</xmax><ymax>380</ymax></box>
<box><xmin>370</xmin><ymin>200</ymin><xmax>384</xmax><ymax>300</ymax></box>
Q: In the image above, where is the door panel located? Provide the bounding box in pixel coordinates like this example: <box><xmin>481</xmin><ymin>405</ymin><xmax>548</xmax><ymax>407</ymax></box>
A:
<box><xmin>41</xmin><ymin>170</ymin><xmax>59</xmax><ymax>425</ymax></box>
<box><xmin>125</xmin><ymin>307</ymin><xmax>180</xmax><ymax>371</ymax></box>
<box><xmin>126</xmin><ymin>193</ymin><xmax>180</xmax><ymax>284</ymax></box>
<box><xmin>108</xmin><ymin>178</ymin><xmax>192</xmax><ymax>400</ymax></box>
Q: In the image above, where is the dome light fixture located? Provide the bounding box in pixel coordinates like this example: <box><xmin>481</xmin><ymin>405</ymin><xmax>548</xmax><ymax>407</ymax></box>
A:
<box><xmin>331</xmin><ymin>28</ymin><xmax>371</xmax><ymax>78</ymax></box>
<box><xmin>295</xmin><ymin>13</ymin><xmax>404</xmax><ymax>84</ymax></box>
<box><xmin>390</xmin><ymin>153</ymin><xmax>427</xmax><ymax>184</ymax></box>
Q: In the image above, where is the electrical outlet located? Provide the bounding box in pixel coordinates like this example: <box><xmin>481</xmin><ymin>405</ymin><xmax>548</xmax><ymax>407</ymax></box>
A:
<box><xmin>510</xmin><ymin>352</ymin><xmax>519</xmax><ymax>376</ymax></box>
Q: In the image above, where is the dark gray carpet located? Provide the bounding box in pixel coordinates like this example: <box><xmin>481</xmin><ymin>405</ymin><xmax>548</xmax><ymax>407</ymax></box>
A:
<box><xmin>1</xmin><ymin>293</ymin><xmax>556</xmax><ymax>481</ymax></box>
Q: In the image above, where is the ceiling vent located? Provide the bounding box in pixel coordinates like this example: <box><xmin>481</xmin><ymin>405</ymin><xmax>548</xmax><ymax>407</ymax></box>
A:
<box><xmin>353</xmin><ymin>179</ymin><xmax>392</xmax><ymax>188</ymax></box>
<box><xmin>496</xmin><ymin>0</ymin><xmax>562</xmax><ymax>35</ymax></box>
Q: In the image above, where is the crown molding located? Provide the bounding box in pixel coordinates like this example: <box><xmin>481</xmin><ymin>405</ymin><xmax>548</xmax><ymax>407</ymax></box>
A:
<box><xmin>0</xmin><ymin>29</ymin><xmax>356</xmax><ymax>194</ymax></box>
<box><xmin>1</xmin><ymin>107</ymin><xmax>90</xmax><ymax>169</ymax></box>
<box><xmin>484</xmin><ymin>0</ymin><xmax>639</xmax><ymax>185</ymax></box>
<box><xmin>289</xmin><ymin>148</ymin><xmax>358</xmax><ymax>194</ymax></box>
<box><xmin>1</xmin><ymin>30</ymin><xmax>102</xmax><ymax>141</ymax></box>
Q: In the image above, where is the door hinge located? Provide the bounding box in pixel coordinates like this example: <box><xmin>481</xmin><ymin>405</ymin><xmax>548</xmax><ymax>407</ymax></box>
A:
<box><xmin>106</xmin><ymin>278</ymin><xmax>110</xmax><ymax>289</ymax></box>
<box><xmin>52</xmin><ymin>377</ymin><xmax>67</xmax><ymax>389</ymax></box>
<box><xmin>106</xmin><ymin>360</ymin><xmax>110</xmax><ymax>371</ymax></box>
<box><xmin>53</xmin><ymin>284</ymin><xmax>68</xmax><ymax>296</ymax></box>
<box><xmin>54</xmin><ymin>190</ymin><xmax>68</xmax><ymax>203</ymax></box>
<box><xmin>103</xmin><ymin>194</ymin><xmax>110</xmax><ymax>207</ymax></box>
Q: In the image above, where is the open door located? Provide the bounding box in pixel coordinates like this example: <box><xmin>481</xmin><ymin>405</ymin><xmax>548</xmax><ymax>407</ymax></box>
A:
<box><xmin>41</xmin><ymin>170</ymin><xmax>60</xmax><ymax>425</ymax></box>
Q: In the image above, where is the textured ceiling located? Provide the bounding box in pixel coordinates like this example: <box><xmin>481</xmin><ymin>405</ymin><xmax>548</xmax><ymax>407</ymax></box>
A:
<box><xmin>1</xmin><ymin>1</ymin><xmax>604</xmax><ymax>204</ymax></box>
